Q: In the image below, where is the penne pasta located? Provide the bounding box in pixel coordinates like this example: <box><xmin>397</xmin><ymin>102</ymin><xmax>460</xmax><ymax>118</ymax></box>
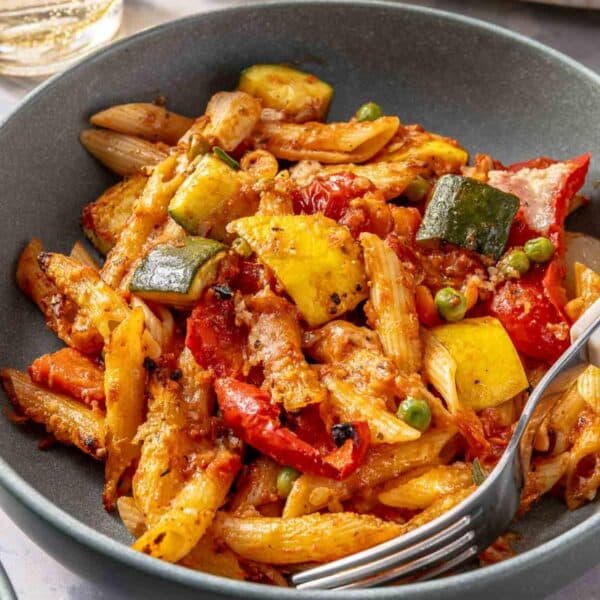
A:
<box><xmin>16</xmin><ymin>239</ymin><xmax>103</xmax><ymax>354</ymax></box>
<box><xmin>240</xmin><ymin>149</ymin><xmax>279</xmax><ymax>180</ymax></box>
<box><xmin>283</xmin><ymin>428</ymin><xmax>458</xmax><ymax>517</ymax></box>
<box><xmin>69</xmin><ymin>241</ymin><xmax>100</xmax><ymax>270</ymax></box>
<box><xmin>203</xmin><ymin>91</ymin><xmax>262</xmax><ymax>152</ymax></box>
<box><xmin>520</xmin><ymin>453</ymin><xmax>570</xmax><ymax>514</ymax></box>
<box><xmin>254</xmin><ymin>116</ymin><xmax>400</xmax><ymax>164</ymax></box>
<box><xmin>378</xmin><ymin>463</ymin><xmax>472</xmax><ymax>510</ymax></box>
<box><xmin>132</xmin><ymin>449</ymin><xmax>240</xmax><ymax>563</ymax></box>
<box><xmin>180</xmin><ymin>532</ymin><xmax>247</xmax><ymax>581</ymax></box>
<box><xmin>80</xmin><ymin>128</ymin><xmax>168</xmax><ymax>176</ymax></box>
<box><xmin>361</xmin><ymin>232</ymin><xmax>421</xmax><ymax>374</ymax></box>
<box><xmin>565</xmin><ymin>411</ymin><xmax>600</xmax><ymax>509</ymax></box>
<box><xmin>103</xmin><ymin>308</ymin><xmax>146</xmax><ymax>510</ymax></box>
<box><xmin>321</xmin><ymin>372</ymin><xmax>420</xmax><ymax>445</ymax></box>
<box><xmin>213</xmin><ymin>512</ymin><xmax>402</xmax><ymax>564</ymax></box>
<box><xmin>0</xmin><ymin>369</ymin><xmax>105</xmax><ymax>459</ymax></box>
<box><xmin>39</xmin><ymin>252</ymin><xmax>129</xmax><ymax>342</ymax></box>
<box><xmin>548</xmin><ymin>382</ymin><xmax>586</xmax><ymax>455</ymax></box>
<box><xmin>578</xmin><ymin>365</ymin><xmax>600</xmax><ymax>414</ymax></box>
<box><xmin>91</xmin><ymin>103</ymin><xmax>194</xmax><ymax>145</ymax></box>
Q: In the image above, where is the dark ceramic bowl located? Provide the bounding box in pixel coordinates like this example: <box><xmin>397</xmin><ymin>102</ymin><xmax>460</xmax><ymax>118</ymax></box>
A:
<box><xmin>0</xmin><ymin>2</ymin><xmax>599</xmax><ymax>599</ymax></box>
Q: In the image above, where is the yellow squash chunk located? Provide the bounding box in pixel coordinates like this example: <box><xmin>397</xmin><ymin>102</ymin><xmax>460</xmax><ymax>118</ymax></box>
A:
<box><xmin>239</xmin><ymin>64</ymin><xmax>333</xmax><ymax>122</ymax></box>
<box><xmin>229</xmin><ymin>214</ymin><xmax>367</xmax><ymax>326</ymax></box>
<box><xmin>429</xmin><ymin>317</ymin><xmax>528</xmax><ymax>411</ymax></box>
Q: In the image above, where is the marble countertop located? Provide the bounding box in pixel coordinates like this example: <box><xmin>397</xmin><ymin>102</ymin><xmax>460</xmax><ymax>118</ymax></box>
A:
<box><xmin>1</xmin><ymin>1</ymin><xmax>600</xmax><ymax>598</ymax></box>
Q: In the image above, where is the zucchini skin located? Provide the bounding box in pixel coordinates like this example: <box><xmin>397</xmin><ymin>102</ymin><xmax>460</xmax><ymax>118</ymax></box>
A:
<box><xmin>416</xmin><ymin>175</ymin><xmax>519</xmax><ymax>259</ymax></box>
<box><xmin>129</xmin><ymin>237</ymin><xmax>226</xmax><ymax>307</ymax></box>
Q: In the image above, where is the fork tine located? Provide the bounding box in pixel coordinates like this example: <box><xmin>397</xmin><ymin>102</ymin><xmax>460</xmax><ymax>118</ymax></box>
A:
<box><xmin>292</xmin><ymin>503</ymin><xmax>482</xmax><ymax>587</ymax></box>
<box><xmin>415</xmin><ymin>546</ymin><xmax>478</xmax><ymax>582</ymax></box>
<box><xmin>294</xmin><ymin>517</ymin><xmax>476</xmax><ymax>590</ymax></box>
<box><xmin>335</xmin><ymin>531</ymin><xmax>477</xmax><ymax>590</ymax></box>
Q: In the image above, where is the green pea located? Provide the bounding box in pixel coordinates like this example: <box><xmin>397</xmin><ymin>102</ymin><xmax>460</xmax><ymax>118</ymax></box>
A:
<box><xmin>213</xmin><ymin>146</ymin><xmax>240</xmax><ymax>170</ymax></box>
<box><xmin>500</xmin><ymin>249</ymin><xmax>530</xmax><ymax>279</ymax></box>
<box><xmin>277</xmin><ymin>466</ymin><xmax>300</xmax><ymax>498</ymax></box>
<box><xmin>355</xmin><ymin>102</ymin><xmax>383</xmax><ymax>122</ymax></box>
<box><xmin>397</xmin><ymin>397</ymin><xmax>432</xmax><ymax>432</ymax></box>
<box><xmin>403</xmin><ymin>176</ymin><xmax>431</xmax><ymax>203</ymax></box>
<box><xmin>524</xmin><ymin>237</ymin><xmax>554</xmax><ymax>263</ymax></box>
<box><xmin>434</xmin><ymin>287</ymin><xmax>467</xmax><ymax>322</ymax></box>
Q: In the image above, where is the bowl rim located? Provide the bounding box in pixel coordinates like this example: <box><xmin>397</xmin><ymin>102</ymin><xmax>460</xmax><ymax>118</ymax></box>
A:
<box><xmin>1</xmin><ymin>1</ymin><xmax>599</xmax><ymax>597</ymax></box>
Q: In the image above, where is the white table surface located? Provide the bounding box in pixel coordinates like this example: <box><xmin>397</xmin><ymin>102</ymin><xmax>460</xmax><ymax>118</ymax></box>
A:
<box><xmin>2</xmin><ymin>1</ymin><xmax>600</xmax><ymax>598</ymax></box>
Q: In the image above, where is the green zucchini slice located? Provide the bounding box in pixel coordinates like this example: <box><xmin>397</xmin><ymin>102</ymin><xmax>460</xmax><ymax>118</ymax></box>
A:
<box><xmin>238</xmin><ymin>64</ymin><xmax>333</xmax><ymax>122</ymax></box>
<box><xmin>416</xmin><ymin>175</ymin><xmax>520</xmax><ymax>259</ymax></box>
<box><xmin>168</xmin><ymin>154</ymin><xmax>242</xmax><ymax>240</ymax></box>
<box><xmin>129</xmin><ymin>237</ymin><xmax>226</xmax><ymax>308</ymax></box>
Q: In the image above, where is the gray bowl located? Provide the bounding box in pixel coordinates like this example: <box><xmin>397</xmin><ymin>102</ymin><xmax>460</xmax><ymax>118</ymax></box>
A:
<box><xmin>0</xmin><ymin>2</ymin><xmax>599</xmax><ymax>599</ymax></box>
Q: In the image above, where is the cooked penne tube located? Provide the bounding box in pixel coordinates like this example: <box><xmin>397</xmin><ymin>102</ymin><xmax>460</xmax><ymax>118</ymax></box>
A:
<box><xmin>240</xmin><ymin>149</ymin><xmax>279</xmax><ymax>180</ymax></box>
<box><xmin>177</xmin><ymin>347</ymin><xmax>214</xmax><ymax>424</ymax></box>
<box><xmin>39</xmin><ymin>252</ymin><xmax>129</xmax><ymax>342</ymax></box>
<box><xmin>321</xmin><ymin>372</ymin><xmax>420</xmax><ymax>444</ymax></box>
<box><xmin>0</xmin><ymin>369</ymin><xmax>105</xmax><ymax>459</ymax></box>
<box><xmin>421</xmin><ymin>329</ymin><xmax>460</xmax><ymax>414</ymax></box>
<box><xmin>229</xmin><ymin>456</ymin><xmax>280</xmax><ymax>514</ymax></box>
<box><xmin>69</xmin><ymin>241</ymin><xmax>100</xmax><ymax>270</ymax></box>
<box><xmin>80</xmin><ymin>128</ymin><xmax>168</xmax><ymax>176</ymax></box>
<box><xmin>565</xmin><ymin>411</ymin><xmax>600</xmax><ymax>509</ymax></box>
<box><xmin>213</xmin><ymin>512</ymin><xmax>402</xmax><ymax>564</ymax></box>
<box><xmin>203</xmin><ymin>91</ymin><xmax>262</xmax><ymax>152</ymax></box>
<box><xmin>578</xmin><ymin>365</ymin><xmax>600</xmax><ymax>414</ymax></box>
<box><xmin>520</xmin><ymin>453</ymin><xmax>570</xmax><ymax>514</ymax></box>
<box><xmin>82</xmin><ymin>174</ymin><xmax>148</xmax><ymax>255</ymax></box>
<box><xmin>548</xmin><ymin>382</ymin><xmax>586</xmax><ymax>455</ymax></box>
<box><xmin>101</xmin><ymin>154</ymin><xmax>184</xmax><ymax>289</ymax></box>
<box><xmin>103</xmin><ymin>308</ymin><xmax>146</xmax><ymax>510</ymax></box>
<box><xmin>180</xmin><ymin>532</ymin><xmax>247</xmax><ymax>581</ymax></box>
<box><xmin>283</xmin><ymin>428</ymin><xmax>458</xmax><ymax>517</ymax></box>
<box><xmin>132</xmin><ymin>377</ymin><xmax>190</xmax><ymax>524</ymax></box>
<box><xmin>245</xmin><ymin>291</ymin><xmax>327</xmax><ymax>411</ymax></box>
<box><xmin>16</xmin><ymin>239</ymin><xmax>103</xmax><ymax>354</ymax></box>
<box><xmin>323</xmin><ymin>160</ymin><xmax>424</xmax><ymax>199</ymax></box>
<box><xmin>133</xmin><ymin>449</ymin><xmax>241</xmax><ymax>562</ymax></box>
<box><xmin>254</xmin><ymin>117</ymin><xmax>400</xmax><ymax>164</ymax></box>
<box><xmin>378</xmin><ymin>463</ymin><xmax>472</xmax><ymax>509</ymax></box>
<box><xmin>361</xmin><ymin>232</ymin><xmax>421</xmax><ymax>374</ymax></box>
<box><xmin>91</xmin><ymin>103</ymin><xmax>194</xmax><ymax>145</ymax></box>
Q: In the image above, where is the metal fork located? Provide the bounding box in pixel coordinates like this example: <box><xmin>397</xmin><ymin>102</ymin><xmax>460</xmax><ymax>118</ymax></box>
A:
<box><xmin>293</xmin><ymin>299</ymin><xmax>600</xmax><ymax>590</ymax></box>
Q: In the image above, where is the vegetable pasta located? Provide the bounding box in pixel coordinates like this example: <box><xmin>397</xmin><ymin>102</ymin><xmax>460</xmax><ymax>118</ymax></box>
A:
<box><xmin>1</xmin><ymin>63</ymin><xmax>598</xmax><ymax>586</ymax></box>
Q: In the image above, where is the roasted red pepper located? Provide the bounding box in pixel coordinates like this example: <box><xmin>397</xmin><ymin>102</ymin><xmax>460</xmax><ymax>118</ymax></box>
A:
<box><xmin>488</xmin><ymin>264</ymin><xmax>570</xmax><ymax>363</ymax></box>
<box><xmin>487</xmin><ymin>153</ymin><xmax>590</xmax><ymax>251</ymax></box>
<box><xmin>215</xmin><ymin>378</ymin><xmax>369</xmax><ymax>479</ymax></box>
<box><xmin>185</xmin><ymin>288</ymin><xmax>246</xmax><ymax>378</ymax></box>
<box><xmin>29</xmin><ymin>347</ymin><xmax>105</xmax><ymax>407</ymax></box>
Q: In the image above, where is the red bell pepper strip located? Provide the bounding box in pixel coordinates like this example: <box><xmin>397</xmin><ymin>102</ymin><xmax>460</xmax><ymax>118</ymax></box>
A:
<box><xmin>29</xmin><ymin>347</ymin><xmax>105</xmax><ymax>407</ymax></box>
<box><xmin>215</xmin><ymin>378</ymin><xmax>369</xmax><ymax>479</ymax></box>
<box><xmin>487</xmin><ymin>153</ymin><xmax>590</xmax><ymax>251</ymax></box>
<box><xmin>185</xmin><ymin>288</ymin><xmax>246</xmax><ymax>378</ymax></box>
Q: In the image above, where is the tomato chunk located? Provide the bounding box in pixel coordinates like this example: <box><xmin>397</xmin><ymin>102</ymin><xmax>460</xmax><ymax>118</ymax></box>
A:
<box><xmin>29</xmin><ymin>347</ymin><xmax>104</xmax><ymax>407</ymax></box>
<box><xmin>185</xmin><ymin>288</ymin><xmax>246</xmax><ymax>377</ymax></box>
<box><xmin>489</xmin><ymin>265</ymin><xmax>570</xmax><ymax>363</ymax></box>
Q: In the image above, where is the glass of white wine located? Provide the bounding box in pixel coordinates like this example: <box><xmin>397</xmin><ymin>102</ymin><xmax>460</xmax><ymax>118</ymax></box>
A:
<box><xmin>0</xmin><ymin>0</ymin><xmax>123</xmax><ymax>77</ymax></box>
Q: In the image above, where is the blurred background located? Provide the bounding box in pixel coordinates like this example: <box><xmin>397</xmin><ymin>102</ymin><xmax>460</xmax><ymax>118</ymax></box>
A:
<box><xmin>0</xmin><ymin>1</ymin><xmax>599</xmax><ymax>598</ymax></box>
